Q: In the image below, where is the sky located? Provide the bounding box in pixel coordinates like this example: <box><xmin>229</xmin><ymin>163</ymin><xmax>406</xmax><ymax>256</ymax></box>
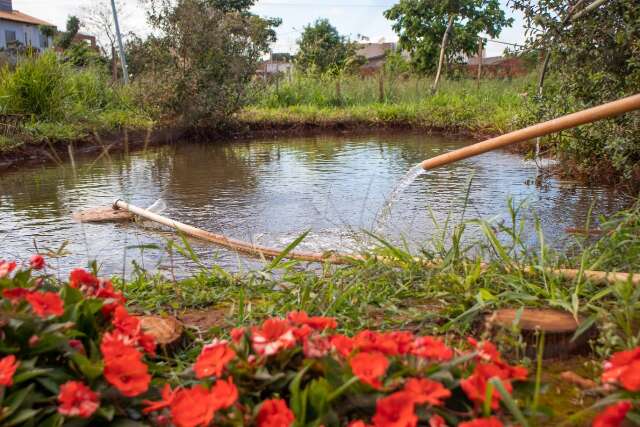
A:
<box><xmin>12</xmin><ymin>0</ymin><xmax>526</xmax><ymax>57</ymax></box>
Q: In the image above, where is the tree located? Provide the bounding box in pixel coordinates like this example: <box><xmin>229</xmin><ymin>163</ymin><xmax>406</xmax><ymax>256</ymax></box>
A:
<box><xmin>511</xmin><ymin>0</ymin><xmax>640</xmax><ymax>181</ymax></box>
<box><xmin>80</xmin><ymin>0</ymin><xmax>130</xmax><ymax>78</ymax></box>
<box><xmin>295</xmin><ymin>19</ymin><xmax>363</xmax><ymax>75</ymax></box>
<box><xmin>56</xmin><ymin>16</ymin><xmax>80</xmax><ymax>50</ymax></box>
<box><xmin>384</xmin><ymin>0</ymin><xmax>512</xmax><ymax>90</ymax></box>
<box><xmin>136</xmin><ymin>0</ymin><xmax>281</xmax><ymax>127</ymax></box>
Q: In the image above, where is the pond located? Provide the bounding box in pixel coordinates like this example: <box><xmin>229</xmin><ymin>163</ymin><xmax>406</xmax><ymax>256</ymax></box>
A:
<box><xmin>0</xmin><ymin>133</ymin><xmax>629</xmax><ymax>277</ymax></box>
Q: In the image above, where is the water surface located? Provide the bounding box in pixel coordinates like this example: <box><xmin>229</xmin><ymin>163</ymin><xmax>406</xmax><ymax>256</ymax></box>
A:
<box><xmin>0</xmin><ymin>133</ymin><xmax>628</xmax><ymax>277</ymax></box>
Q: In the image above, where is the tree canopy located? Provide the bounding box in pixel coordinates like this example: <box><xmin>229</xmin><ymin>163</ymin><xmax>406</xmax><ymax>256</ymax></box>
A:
<box><xmin>295</xmin><ymin>19</ymin><xmax>363</xmax><ymax>75</ymax></box>
<box><xmin>135</xmin><ymin>0</ymin><xmax>280</xmax><ymax>126</ymax></box>
<box><xmin>384</xmin><ymin>0</ymin><xmax>513</xmax><ymax>73</ymax></box>
<box><xmin>512</xmin><ymin>0</ymin><xmax>640</xmax><ymax>178</ymax></box>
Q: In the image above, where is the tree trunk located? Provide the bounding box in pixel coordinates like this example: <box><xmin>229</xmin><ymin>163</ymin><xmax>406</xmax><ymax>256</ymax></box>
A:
<box><xmin>111</xmin><ymin>45</ymin><xmax>118</xmax><ymax>81</ymax></box>
<box><xmin>476</xmin><ymin>38</ymin><xmax>483</xmax><ymax>90</ymax></box>
<box><xmin>431</xmin><ymin>15</ymin><xmax>455</xmax><ymax>94</ymax></box>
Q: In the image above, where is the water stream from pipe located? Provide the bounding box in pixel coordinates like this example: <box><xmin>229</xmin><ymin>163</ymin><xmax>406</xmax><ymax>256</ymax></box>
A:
<box><xmin>374</xmin><ymin>164</ymin><xmax>427</xmax><ymax>235</ymax></box>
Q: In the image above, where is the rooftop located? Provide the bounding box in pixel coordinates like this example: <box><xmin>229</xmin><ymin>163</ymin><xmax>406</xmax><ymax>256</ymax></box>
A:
<box><xmin>0</xmin><ymin>9</ymin><xmax>54</xmax><ymax>27</ymax></box>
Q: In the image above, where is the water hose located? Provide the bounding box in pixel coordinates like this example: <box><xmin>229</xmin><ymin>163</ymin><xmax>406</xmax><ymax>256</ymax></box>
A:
<box><xmin>112</xmin><ymin>200</ymin><xmax>640</xmax><ymax>285</ymax></box>
<box><xmin>421</xmin><ymin>93</ymin><xmax>640</xmax><ymax>170</ymax></box>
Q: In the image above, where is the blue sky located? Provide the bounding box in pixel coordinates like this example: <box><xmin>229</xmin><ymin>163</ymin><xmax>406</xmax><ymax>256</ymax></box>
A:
<box><xmin>13</xmin><ymin>0</ymin><xmax>525</xmax><ymax>57</ymax></box>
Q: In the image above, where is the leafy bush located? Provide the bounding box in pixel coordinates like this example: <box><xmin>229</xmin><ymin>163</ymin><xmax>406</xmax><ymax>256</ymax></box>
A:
<box><xmin>0</xmin><ymin>256</ymin><xmax>537</xmax><ymax>426</ymax></box>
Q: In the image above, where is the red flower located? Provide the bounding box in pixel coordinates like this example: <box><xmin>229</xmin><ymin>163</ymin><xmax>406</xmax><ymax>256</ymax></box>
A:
<box><xmin>231</xmin><ymin>327</ymin><xmax>245</xmax><ymax>343</ymax></box>
<box><xmin>349</xmin><ymin>421</ymin><xmax>372</xmax><ymax>427</ymax></box>
<box><xmin>389</xmin><ymin>332</ymin><xmax>415</xmax><ymax>355</ymax></box>
<box><xmin>372</xmin><ymin>392</ymin><xmax>417</xmax><ymax>427</ymax></box>
<box><xmin>143</xmin><ymin>384</ymin><xmax>177</xmax><ymax>414</ymax></box>
<box><xmin>350</xmin><ymin>352</ymin><xmax>389</xmax><ymax>389</ymax></box>
<box><xmin>112</xmin><ymin>305</ymin><xmax>142</xmax><ymax>337</ymax></box>
<box><xmin>103</xmin><ymin>349</ymin><xmax>151</xmax><ymax>397</ymax></box>
<box><xmin>57</xmin><ymin>381</ymin><xmax>100</xmax><ymax>418</ymax></box>
<box><xmin>0</xmin><ymin>355</ymin><xmax>19</xmax><ymax>386</ymax></box>
<box><xmin>194</xmin><ymin>340</ymin><xmax>236</xmax><ymax>379</ymax></box>
<box><xmin>411</xmin><ymin>336</ymin><xmax>453</xmax><ymax>361</ymax></box>
<box><xmin>256</xmin><ymin>398</ymin><xmax>295</xmax><ymax>427</ymax></box>
<box><xmin>459</xmin><ymin>417</ymin><xmax>504</xmax><ymax>427</ymax></box>
<box><xmin>0</xmin><ymin>260</ymin><xmax>17</xmax><ymax>278</ymax></box>
<box><xmin>210</xmin><ymin>377</ymin><xmax>238</xmax><ymax>410</ymax></box>
<box><xmin>602</xmin><ymin>348</ymin><xmax>640</xmax><ymax>392</ymax></box>
<box><xmin>404</xmin><ymin>378</ymin><xmax>451</xmax><ymax>406</ymax></box>
<box><xmin>69</xmin><ymin>269</ymin><xmax>99</xmax><ymax>291</ymax></box>
<box><xmin>593</xmin><ymin>401</ymin><xmax>633</xmax><ymax>427</ymax></box>
<box><xmin>331</xmin><ymin>334</ymin><xmax>355</xmax><ymax>358</ymax></box>
<box><xmin>429</xmin><ymin>414</ymin><xmax>447</xmax><ymax>427</ymax></box>
<box><xmin>251</xmin><ymin>318</ymin><xmax>296</xmax><ymax>356</ymax></box>
<box><xmin>69</xmin><ymin>339</ymin><xmax>85</xmax><ymax>354</ymax></box>
<box><xmin>171</xmin><ymin>385</ymin><xmax>217</xmax><ymax>427</ymax></box>
<box><xmin>354</xmin><ymin>331</ymin><xmax>399</xmax><ymax>355</ymax></box>
<box><xmin>287</xmin><ymin>311</ymin><xmax>338</xmax><ymax>330</ymax></box>
<box><xmin>26</xmin><ymin>291</ymin><xmax>64</xmax><ymax>318</ymax></box>
<box><xmin>303</xmin><ymin>334</ymin><xmax>332</xmax><ymax>358</ymax></box>
<box><xmin>460</xmin><ymin>363</ymin><xmax>512</xmax><ymax>410</ymax></box>
<box><xmin>29</xmin><ymin>254</ymin><xmax>45</xmax><ymax>270</ymax></box>
<box><xmin>467</xmin><ymin>339</ymin><xmax>528</xmax><ymax>381</ymax></box>
<box><xmin>2</xmin><ymin>288</ymin><xmax>30</xmax><ymax>304</ymax></box>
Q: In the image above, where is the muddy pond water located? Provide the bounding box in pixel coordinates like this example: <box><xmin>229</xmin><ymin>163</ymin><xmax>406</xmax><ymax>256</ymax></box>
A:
<box><xmin>0</xmin><ymin>133</ymin><xmax>630</xmax><ymax>277</ymax></box>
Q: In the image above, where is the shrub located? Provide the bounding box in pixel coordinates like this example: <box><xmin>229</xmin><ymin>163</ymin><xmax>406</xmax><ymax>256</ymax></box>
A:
<box><xmin>0</xmin><ymin>257</ymin><xmax>534</xmax><ymax>426</ymax></box>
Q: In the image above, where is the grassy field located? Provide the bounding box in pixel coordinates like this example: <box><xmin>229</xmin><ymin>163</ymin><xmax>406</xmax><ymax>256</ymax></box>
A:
<box><xmin>241</xmin><ymin>74</ymin><xmax>532</xmax><ymax>134</ymax></box>
<box><xmin>0</xmin><ymin>52</ymin><xmax>152</xmax><ymax>153</ymax></box>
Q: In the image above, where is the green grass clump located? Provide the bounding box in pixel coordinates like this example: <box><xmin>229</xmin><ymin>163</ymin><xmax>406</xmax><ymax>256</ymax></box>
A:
<box><xmin>242</xmin><ymin>74</ymin><xmax>531</xmax><ymax>133</ymax></box>
<box><xmin>0</xmin><ymin>51</ymin><xmax>152</xmax><ymax>147</ymax></box>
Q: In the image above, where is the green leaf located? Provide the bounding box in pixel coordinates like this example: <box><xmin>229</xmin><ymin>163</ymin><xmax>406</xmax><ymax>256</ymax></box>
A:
<box><xmin>489</xmin><ymin>378</ymin><xmax>529</xmax><ymax>427</ymax></box>
<box><xmin>13</xmin><ymin>368</ymin><xmax>51</xmax><ymax>384</ymax></box>
<box><xmin>267</xmin><ymin>231</ymin><xmax>310</xmax><ymax>270</ymax></box>
<box><xmin>290</xmin><ymin>363</ymin><xmax>312</xmax><ymax>425</ymax></box>
<box><xmin>1</xmin><ymin>384</ymin><xmax>34</xmax><ymax>421</ymax></box>
<box><xmin>4</xmin><ymin>408</ymin><xmax>42</xmax><ymax>427</ymax></box>
<box><xmin>70</xmin><ymin>352</ymin><xmax>104</xmax><ymax>381</ymax></box>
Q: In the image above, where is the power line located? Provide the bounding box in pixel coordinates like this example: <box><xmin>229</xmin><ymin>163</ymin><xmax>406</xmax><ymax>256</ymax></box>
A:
<box><xmin>255</xmin><ymin>1</ymin><xmax>395</xmax><ymax>8</ymax></box>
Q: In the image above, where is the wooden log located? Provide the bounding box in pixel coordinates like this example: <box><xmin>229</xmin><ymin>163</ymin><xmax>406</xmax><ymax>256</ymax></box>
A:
<box><xmin>486</xmin><ymin>308</ymin><xmax>595</xmax><ymax>359</ymax></box>
<box><xmin>72</xmin><ymin>206</ymin><xmax>134</xmax><ymax>223</ymax></box>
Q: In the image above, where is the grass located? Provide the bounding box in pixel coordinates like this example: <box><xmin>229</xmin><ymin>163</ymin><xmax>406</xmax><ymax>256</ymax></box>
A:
<box><xmin>241</xmin><ymin>74</ymin><xmax>531</xmax><ymax>134</ymax></box>
<box><xmin>105</xmin><ymin>198</ymin><xmax>640</xmax><ymax>423</ymax></box>
<box><xmin>115</xmin><ymin>199</ymin><xmax>640</xmax><ymax>356</ymax></box>
<box><xmin>0</xmin><ymin>51</ymin><xmax>153</xmax><ymax>151</ymax></box>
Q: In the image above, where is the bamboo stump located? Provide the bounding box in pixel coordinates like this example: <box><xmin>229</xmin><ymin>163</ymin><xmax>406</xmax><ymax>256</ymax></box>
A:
<box><xmin>485</xmin><ymin>309</ymin><xmax>595</xmax><ymax>359</ymax></box>
<box><xmin>138</xmin><ymin>315</ymin><xmax>184</xmax><ymax>349</ymax></box>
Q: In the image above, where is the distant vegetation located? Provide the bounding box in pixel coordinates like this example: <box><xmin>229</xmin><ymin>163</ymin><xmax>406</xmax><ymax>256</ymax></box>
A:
<box><xmin>245</xmin><ymin>74</ymin><xmax>529</xmax><ymax>135</ymax></box>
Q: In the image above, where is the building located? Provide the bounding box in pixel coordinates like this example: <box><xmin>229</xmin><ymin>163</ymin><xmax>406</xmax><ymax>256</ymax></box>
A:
<box><xmin>466</xmin><ymin>55</ymin><xmax>530</xmax><ymax>79</ymax></box>
<box><xmin>257</xmin><ymin>53</ymin><xmax>293</xmax><ymax>79</ymax></box>
<box><xmin>0</xmin><ymin>0</ymin><xmax>54</xmax><ymax>51</ymax></box>
<box><xmin>357</xmin><ymin>42</ymin><xmax>410</xmax><ymax>76</ymax></box>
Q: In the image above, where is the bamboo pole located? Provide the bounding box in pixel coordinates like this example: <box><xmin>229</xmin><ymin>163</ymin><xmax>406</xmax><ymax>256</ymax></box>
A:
<box><xmin>113</xmin><ymin>200</ymin><xmax>354</xmax><ymax>265</ymax></box>
<box><xmin>112</xmin><ymin>200</ymin><xmax>640</xmax><ymax>286</ymax></box>
<box><xmin>421</xmin><ymin>93</ymin><xmax>640</xmax><ymax>170</ymax></box>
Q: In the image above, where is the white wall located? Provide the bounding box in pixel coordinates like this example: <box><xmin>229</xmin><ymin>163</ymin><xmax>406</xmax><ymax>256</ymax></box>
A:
<box><xmin>0</xmin><ymin>19</ymin><xmax>52</xmax><ymax>50</ymax></box>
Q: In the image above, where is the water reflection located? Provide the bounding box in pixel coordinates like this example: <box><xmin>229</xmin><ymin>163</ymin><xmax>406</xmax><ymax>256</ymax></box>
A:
<box><xmin>0</xmin><ymin>133</ymin><xmax>630</xmax><ymax>277</ymax></box>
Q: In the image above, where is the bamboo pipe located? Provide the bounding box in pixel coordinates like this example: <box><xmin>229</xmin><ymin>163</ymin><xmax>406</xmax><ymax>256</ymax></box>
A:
<box><xmin>421</xmin><ymin>93</ymin><xmax>640</xmax><ymax>170</ymax></box>
<box><xmin>113</xmin><ymin>199</ymin><xmax>354</xmax><ymax>265</ymax></box>
<box><xmin>113</xmin><ymin>200</ymin><xmax>640</xmax><ymax>286</ymax></box>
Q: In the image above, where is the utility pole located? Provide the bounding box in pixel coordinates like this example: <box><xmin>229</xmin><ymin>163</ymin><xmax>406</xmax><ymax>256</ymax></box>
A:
<box><xmin>110</xmin><ymin>0</ymin><xmax>129</xmax><ymax>84</ymax></box>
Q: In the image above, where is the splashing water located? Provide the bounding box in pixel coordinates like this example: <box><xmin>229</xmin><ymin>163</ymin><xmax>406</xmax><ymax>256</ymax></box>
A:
<box><xmin>374</xmin><ymin>164</ymin><xmax>427</xmax><ymax>235</ymax></box>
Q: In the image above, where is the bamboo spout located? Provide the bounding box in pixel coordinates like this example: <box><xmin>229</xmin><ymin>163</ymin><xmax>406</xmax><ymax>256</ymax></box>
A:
<box><xmin>421</xmin><ymin>93</ymin><xmax>640</xmax><ymax>170</ymax></box>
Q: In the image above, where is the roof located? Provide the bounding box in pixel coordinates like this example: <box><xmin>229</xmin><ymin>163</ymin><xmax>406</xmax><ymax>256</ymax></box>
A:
<box><xmin>0</xmin><ymin>10</ymin><xmax>54</xmax><ymax>26</ymax></box>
